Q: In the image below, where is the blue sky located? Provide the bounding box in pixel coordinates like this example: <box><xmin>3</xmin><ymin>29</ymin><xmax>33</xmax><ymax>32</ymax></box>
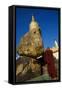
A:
<box><xmin>16</xmin><ymin>7</ymin><xmax>59</xmax><ymax>48</ymax></box>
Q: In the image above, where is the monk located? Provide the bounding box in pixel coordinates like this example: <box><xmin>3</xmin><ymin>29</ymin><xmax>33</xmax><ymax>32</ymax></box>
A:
<box><xmin>44</xmin><ymin>48</ymin><xmax>57</xmax><ymax>79</ymax></box>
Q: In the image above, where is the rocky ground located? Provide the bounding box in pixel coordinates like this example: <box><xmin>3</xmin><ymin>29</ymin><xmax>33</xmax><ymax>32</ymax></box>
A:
<box><xmin>16</xmin><ymin>55</ymin><xmax>58</xmax><ymax>82</ymax></box>
<box><xmin>16</xmin><ymin>56</ymin><xmax>41</xmax><ymax>82</ymax></box>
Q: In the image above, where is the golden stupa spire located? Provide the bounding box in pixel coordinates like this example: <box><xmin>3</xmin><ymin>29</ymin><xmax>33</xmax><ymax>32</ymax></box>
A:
<box><xmin>32</xmin><ymin>15</ymin><xmax>35</xmax><ymax>21</ymax></box>
<box><xmin>29</xmin><ymin>15</ymin><xmax>39</xmax><ymax>31</ymax></box>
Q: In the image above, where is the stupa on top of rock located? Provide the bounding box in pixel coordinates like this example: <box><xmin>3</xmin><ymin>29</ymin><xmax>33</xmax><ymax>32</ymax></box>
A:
<box><xmin>17</xmin><ymin>15</ymin><xmax>44</xmax><ymax>57</ymax></box>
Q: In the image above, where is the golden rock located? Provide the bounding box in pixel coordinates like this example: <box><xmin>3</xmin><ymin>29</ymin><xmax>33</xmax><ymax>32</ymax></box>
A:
<box><xmin>17</xmin><ymin>15</ymin><xmax>44</xmax><ymax>57</ymax></box>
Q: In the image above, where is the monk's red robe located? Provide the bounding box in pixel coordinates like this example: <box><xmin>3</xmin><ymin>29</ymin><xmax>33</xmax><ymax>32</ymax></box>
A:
<box><xmin>44</xmin><ymin>49</ymin><xmax>57</xmax><ymax>78</ymax></box>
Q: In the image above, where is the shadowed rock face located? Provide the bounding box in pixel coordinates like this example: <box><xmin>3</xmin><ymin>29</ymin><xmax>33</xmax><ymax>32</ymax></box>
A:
<box><xmin>17</xmin><ymin>16</ymin><xmax>44</xmax><ymax>57</ymax></box>
<box><xmin>16</xmin><ymin>56</ymin><xmax>41</xmax><ymax>82</ymax></box>
<box><xmin>16</xmin><ymin>56</ymin><xmax>41</xmax><ymax>75</ymax></box>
